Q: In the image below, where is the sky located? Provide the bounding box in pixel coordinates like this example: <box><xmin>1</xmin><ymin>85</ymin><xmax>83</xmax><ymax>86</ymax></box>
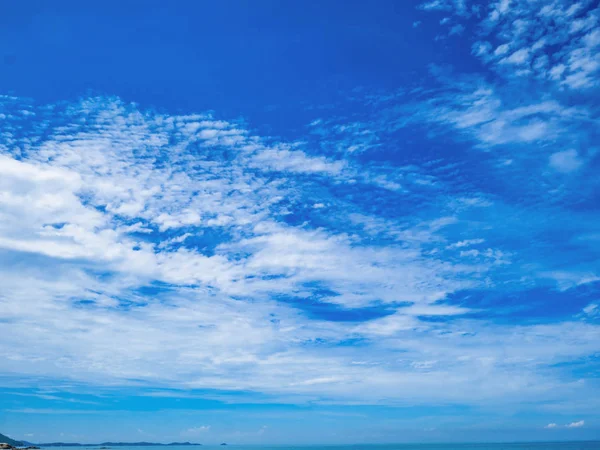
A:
<box><xmin>0</xmin><ymin>0</ymin><xmax>600</xmax><ymax>445</ymax></box>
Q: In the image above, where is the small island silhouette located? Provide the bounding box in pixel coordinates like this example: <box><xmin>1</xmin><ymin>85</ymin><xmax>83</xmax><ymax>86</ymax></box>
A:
<box><xmin>0</xmin><ymin>435</ymin><xmax>202</xmax><ymax>449</ymax></box>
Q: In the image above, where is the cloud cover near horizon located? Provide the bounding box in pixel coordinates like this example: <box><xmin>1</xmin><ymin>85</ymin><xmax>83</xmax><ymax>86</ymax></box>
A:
<box><xmin>0</xmin><ymin>0</ymin><xmax>599</xmax><ymax>443</ymax></box>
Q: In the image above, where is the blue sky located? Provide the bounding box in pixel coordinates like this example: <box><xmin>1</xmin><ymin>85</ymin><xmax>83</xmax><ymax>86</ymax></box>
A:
<box><xmin>1</xmin><ymin>0</ymin><xmax>599</xmax><ymax>445</ymax></box>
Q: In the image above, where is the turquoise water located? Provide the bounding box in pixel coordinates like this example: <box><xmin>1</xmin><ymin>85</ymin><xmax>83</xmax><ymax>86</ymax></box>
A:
<box><xmin>38</xmin><ymin>443</ymin><xmax>600</xmax><ymax>450</ymax></box>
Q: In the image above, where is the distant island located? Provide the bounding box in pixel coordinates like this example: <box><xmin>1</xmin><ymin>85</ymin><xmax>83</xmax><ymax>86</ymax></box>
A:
<box><xmin>37</xmin><ymin>444</ymin><xmax>201</xmax><ymax>448</ymax></box>
<box><xmin>1</xmin><ymin>434</ymin><xmax>201</xmax><ymax>448</ymax></box>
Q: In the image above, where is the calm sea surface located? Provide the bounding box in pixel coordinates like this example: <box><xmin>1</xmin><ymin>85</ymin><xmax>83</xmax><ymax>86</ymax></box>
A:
<box><xmin>38</xmin><ymin>443</ymin><xmax>600</xmax><ymax>450</ymax></box>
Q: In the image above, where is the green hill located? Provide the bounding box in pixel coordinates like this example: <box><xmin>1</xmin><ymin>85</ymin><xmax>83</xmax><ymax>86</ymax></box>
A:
<box><xmin>0</xmin><ymin>433</ymin><xmax>23</xmax><ymax>447</ymax></box>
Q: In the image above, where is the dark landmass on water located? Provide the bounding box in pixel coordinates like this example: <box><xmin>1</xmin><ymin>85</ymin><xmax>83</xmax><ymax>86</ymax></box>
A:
<box><xmin>0</xmin><ymin>434</ymin><xmax>25</xmax><ymax>447</ymax></box>
<box><xmin>34</xmin><ymin>443</ymin><xmax>201</xmax><ymax>448</ymax></box>
<box><xmin>1</xmin><ymin>434</ymin><xmax>201</xmax><ymax>448</ymax></box>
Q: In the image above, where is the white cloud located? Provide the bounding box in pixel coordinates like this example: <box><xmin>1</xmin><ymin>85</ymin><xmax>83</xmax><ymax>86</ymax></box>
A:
<box><xmin>549</xmin><ymin>149</ymin><xmax>583</xmax><ymax>173</ymax></box>
<box><xmin>0</xmin><ymin>97</ymin><xmax>488</xmax><ymax>402</ymax></box>
<box><xmin>419</xmin><ymin>0</ymin><xmax>450</xmax><ymax>12</ymax></box>
<box><xmin>419</xmin><ymin>0</ymin><xmax>470</xmax><ymax>16</ymax></box>
<box><xmin>540</xmin><ymin>271</ymin><xmax>600</xmax><ymax>291</ymax></box>
<box><xmin>421</xmin><ymin>0</ymin><xmax>600</xmax><ymax>90</ymax></box>
<box><xmin>449</xmin><ymin>24</ymin><xmax>465</xmax><ymax>35</ymax></box>
<box><xmin>494</xmin><ymin>44</ymin><xmax>510</xmax><ymax>56</ymax></box>
<box><xmin>1</xmin><ymin>94</ymin><xmax>599</xmax><ymax>411</ymax></box>
<box><xmin>447</xmin><ymin>239</ymin><xmax>485</xmax><ymax>249</ymax></box>
<box><xmin>185</xmin><ymin>426</ymin><xmax>211</xmax><ymax>434</ymax></box>
<box><xmin>549</xmin><ymin>64</ymin><xmax>567</xmax><ymax>80</ymax></box>
<box><xmin>500</xmin><ymin>48</ymin><xmax>530</xmax><ymax>65</ymax></box>
<box><xmin>566</xmin><ymin>420</ymin><xmax>585</xmax><ymax>428</ymax></box>
<box><xmin>247</xmin><ymin>146</ymin><xmax>346</xmax><ymax>175</ymax></box>
<box><xmin>544</xmin><ymin>423</ymin><xmax>557</xmax><ymax>429</ymax></box>
<box><xmin>421</xmin><ymin>85</ymin><xmax>587</xmax><ymax>150</ymax></box>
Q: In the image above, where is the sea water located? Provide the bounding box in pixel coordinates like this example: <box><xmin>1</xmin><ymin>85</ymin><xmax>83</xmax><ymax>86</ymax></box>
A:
<box><xmin>36</xmin><ymin>443</ymin><xmax>600</xmax><ymax>450</ymax></box>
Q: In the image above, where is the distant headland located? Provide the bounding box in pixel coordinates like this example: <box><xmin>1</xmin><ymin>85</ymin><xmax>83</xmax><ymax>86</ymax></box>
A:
<box><xmin>33</xmin><ymin>444</ymin><xmax>201</xmax><ymax>448</ymax></box>
<box><xmin>1</xmin><ymin>433</ymin><xmax>201</xmax><ymax>449</ymax></box>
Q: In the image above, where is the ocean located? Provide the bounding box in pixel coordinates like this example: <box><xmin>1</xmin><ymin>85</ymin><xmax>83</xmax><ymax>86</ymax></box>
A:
<box><xmin>36</xmin><ymin>443</ymin><xmax>600</xmax><ymax>450</ymax></box>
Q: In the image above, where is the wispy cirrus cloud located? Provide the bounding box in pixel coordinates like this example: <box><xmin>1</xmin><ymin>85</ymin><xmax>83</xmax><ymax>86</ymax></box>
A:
<box><xmin>2</xmin><ymin>0</ymin><xmax>600</xmax><ymax>415</ymax></box>
<box><xmin>0</xmin><ymin>92</ymin><xmax>599</xmax><ymax>413</ymax></box>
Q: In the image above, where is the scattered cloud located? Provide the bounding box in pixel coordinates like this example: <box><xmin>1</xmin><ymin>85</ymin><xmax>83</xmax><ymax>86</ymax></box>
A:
<box><xmin>419</xmin><ymin>0</ymin><xmax>600</xmax><ymax>90</ymax></box>
<box><xmin>1</xmin><ymin>1</ymin><xmax>600</xmax><ymax>414</ymax></box>
<box><xmin>185</xmin><ymin>426</ymin><xmax>211</xmax><ymax>435</ymax></box>
<box><xmin>566</xmin><ymin>420</ymin><xmax>585</xmax><ymax>428</ymax></box>
<box><xmin>549</xmin><ymin>149</ymin><xmax>584</xmax><ymax>173</ymax></box>
<box><xmin>583</xmin><ymin>303</ymin><xmax>598</xmax><ymax>316</ymax></box>
<box><xmin>1</xmin><ymin>95</ymin><xmax>598</xmax><ymax>407</ymax></box>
